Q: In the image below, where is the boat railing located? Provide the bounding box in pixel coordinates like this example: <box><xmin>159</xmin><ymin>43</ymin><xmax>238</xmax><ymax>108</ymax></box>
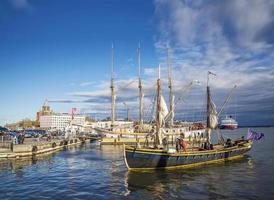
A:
<box><xmin>0</xmin><ymin>135</ymin><xmax>13</xmax><ymax>143</ymax></box>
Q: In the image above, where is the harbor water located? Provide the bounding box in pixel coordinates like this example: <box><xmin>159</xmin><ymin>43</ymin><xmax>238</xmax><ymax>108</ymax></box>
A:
<box><xmin>0</xmin><ymin>127</ymin><xmax>273</xmax><ymax>200</ymax></box>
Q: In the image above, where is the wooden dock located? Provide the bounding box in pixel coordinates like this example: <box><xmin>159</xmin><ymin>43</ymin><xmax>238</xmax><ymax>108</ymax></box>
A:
<box><xmin>0</xmin><ymin>137</ymin><xmax>95</xmax><ymax>159</ymax></box>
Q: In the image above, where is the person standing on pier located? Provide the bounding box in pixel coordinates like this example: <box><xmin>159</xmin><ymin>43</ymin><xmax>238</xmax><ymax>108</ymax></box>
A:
<box><xmin>13</xmin><ymin>135</ymin><xmax>18</xmax><ymax>144</ymax></box>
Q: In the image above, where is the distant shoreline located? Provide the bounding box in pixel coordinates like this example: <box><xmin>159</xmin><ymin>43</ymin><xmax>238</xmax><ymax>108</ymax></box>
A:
<box><xmin>239</xmin><ymin>125</ymin><xmax>274</xmax><ymax>128</ymax></box>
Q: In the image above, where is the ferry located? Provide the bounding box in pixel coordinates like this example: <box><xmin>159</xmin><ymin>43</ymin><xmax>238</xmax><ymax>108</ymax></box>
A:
<box><xmin>220</xmin><ymin>116</ymin><xmax>238</xmax><ymax>129</ymax></box>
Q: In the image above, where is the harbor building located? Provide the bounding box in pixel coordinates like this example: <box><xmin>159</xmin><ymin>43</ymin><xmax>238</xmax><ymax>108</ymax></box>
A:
<box><xmin>36</xmin><ymin>99</ymin><xmax>54</xmax><ymax>123</ymax></box>
<box><xmin>40</xmin><ymin>114</ymin><xmax>85</xmax><ymax>130</ymax></box>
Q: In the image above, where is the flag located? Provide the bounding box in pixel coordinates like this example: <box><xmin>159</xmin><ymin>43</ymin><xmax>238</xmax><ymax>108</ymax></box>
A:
<box><xmin>208</xmin><ymin>71</ymin><xmax>216</xmax><ymax>76</ymax></box>
<box><xmin>71</xmin><ymin>108</ymin><xmax>77</xmax><ymax>114</ymax></box>
<box><xmin>71</xmin><ymin>108</ymin><xmax>77</xmax><ymax>120</ymax></box>
<box><xmin>247</xmin><ymin>129</ymin><xmax>264</xmax><ymax>141</ymax></box>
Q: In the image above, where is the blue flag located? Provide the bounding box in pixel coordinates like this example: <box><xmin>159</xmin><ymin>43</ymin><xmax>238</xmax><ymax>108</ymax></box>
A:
<box><xmin>247</xmin><ymin>129</ymin><xmax>264</xmax><ymax>141</ymax></box>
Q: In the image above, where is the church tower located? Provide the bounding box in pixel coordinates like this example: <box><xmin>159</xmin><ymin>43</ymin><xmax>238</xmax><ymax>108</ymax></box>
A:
<box><xmin>36</xmin><ymin>99</ymin><xmax>53</xmax><ymax>123</ymax></box>
<box><xmin>42</xmin><ymin>99</ymin><xmax>51</xmax><ymax>114</ymax></box>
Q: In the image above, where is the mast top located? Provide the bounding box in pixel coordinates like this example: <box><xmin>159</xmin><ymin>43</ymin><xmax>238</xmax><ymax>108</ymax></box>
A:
<box><xmin>167</xmin><ymin>47</ymin><xmax>171</xmax><ymax>82</ymax></box>
<box><xmin>158</xmin><ymin>64</ymin><xmax>161</xmax><ymax>80</ymax></box>
<box><xmin>207</xmin><ymin>71</ymin><xmax>216</xmax><ymax>86</ymax></box>
<box><xmin>138</xmin><ymin>43</ymin><xmax>141</xmax><ymax>78</ymax></box>
<box><xmin>111</xmin><ymin>43</ymin><xmax>114</xmax><ymax>79</ymax></box>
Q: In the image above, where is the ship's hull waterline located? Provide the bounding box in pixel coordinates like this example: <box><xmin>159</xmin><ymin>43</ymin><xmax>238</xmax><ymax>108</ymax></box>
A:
<box><xmin>124</xmin><ymin>141</ymin><xmax>252</xmax><ymax>170</ymax></box>
<box><xmin>220</xmin><ymin>125</ymin><xmax>238</xmax><ymax>129</ymax></box>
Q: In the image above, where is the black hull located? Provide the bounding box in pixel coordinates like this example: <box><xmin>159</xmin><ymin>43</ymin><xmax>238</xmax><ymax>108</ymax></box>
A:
<box><xmin>124</xmin><ymin>141</ymin><xmax>252</xmax><ymax>170</ymax></box>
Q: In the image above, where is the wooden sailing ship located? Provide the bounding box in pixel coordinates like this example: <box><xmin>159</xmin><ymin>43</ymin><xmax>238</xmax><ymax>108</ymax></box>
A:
<box><xmin>123</xmin><ymin>70</ymin><xmax>253</xmax><ymax>170</ymax></box>
<box><xmin>97</xmin><ymin>45</ymin><xmax>204</xmax><ymax>140</ymax></box>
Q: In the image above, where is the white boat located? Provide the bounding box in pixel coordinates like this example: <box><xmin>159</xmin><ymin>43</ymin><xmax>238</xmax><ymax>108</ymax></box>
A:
<box><xmin>220</xmin><ymin>116</ymin><xmax>238</xmax><ymax>129</ymax></box>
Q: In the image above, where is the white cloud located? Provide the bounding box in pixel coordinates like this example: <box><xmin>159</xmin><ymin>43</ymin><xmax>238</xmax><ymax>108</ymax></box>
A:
<box><xmin>153</xmin><ymin>0</ymin><xmax>274</xmax><ymax>124</ymax></box>
<box><xmin>154</xmin><ymin>0</ymin><xmax>274</xmax><ymax>86</ymax></box>
<box><xmin>226</xmin><ymin>0</ymin><xmax>274</xmax><ymax>48</ymax></box>
<box><xmin>80</xmin><ymin>81</ymin><xmax>94</xmax><ymax>87</ymax></box>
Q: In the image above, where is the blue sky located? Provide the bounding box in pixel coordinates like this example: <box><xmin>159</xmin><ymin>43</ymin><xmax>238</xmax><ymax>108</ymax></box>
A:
<box><xmin>0</xmin><ymin>0</ymin><xmax>274</xmax><ymax>126</ymax></box>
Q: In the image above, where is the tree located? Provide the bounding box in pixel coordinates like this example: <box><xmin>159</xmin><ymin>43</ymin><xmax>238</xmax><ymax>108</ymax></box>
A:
<box><xmin>85</xmin><ymin>116</ymin><xmax>94</xmax><ymax>123</ymax></box>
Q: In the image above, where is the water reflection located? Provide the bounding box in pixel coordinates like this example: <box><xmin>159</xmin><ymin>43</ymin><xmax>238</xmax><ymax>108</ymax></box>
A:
<box><xmin>123</xmin><ymin>156</ymin><xmax>253</xmax><ymax>199</ymax></box>
<box><xmin>0</xmin><ymin>154</ymin><xmax>53</xmax><ymax>173</ymax></box>
<box><xmin>0</xmin><ymin>143</ymin><xmax>88</xmax><ymax>177</ymax></box>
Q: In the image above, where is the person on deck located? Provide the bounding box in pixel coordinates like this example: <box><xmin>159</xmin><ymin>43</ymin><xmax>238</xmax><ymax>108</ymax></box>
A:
<box><xmin>176</xmin><ymin>138</ymin><xmax>180</xmax><ymax>152</ymax></box>
<box><xmin>193</xmin><ymin>133</ymin><xmax>197</xmax><ymax>148</ymax></box>
<box><xmin>162</xmin><ymin>136</ymin><xmax>168</xmax><ymax>151</ymax></box>
<box><xmin>225</xmin><ymin>138</ymin><xmax>233</xmax><ymax>148</ymax></box>
<box><xmin>197</xmin><ymin>132</ymin><xmax>201</xmax><ymax>147</ymax></box>
<box><xmin>180</xmin><ymin>138</ymin><xmax>188</xmax><ymax>152</ymax></box>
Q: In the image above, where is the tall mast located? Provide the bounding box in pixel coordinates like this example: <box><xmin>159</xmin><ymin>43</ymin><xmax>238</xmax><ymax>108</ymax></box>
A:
<box><xmin>127</xmin><ymin>107</ymin><xmax>131</xmax><ymax>121</ymax></box>
<box><xmin>155</xmin><ymin>64</ymin><xmax>161</xmax><ymax>147</ymax></box>
<box><xmin>206</xmin><ymin>71</ymin><xmax>211</xmax><ymax>144</ymax></box>
<box><xmin>138</xmin><ymin>43</ymin><xmax>144</xmax><ymax>128</ymax></box>
<box><xmin>110</xmin><ymin>44</ymin><xmax>116</xmax><ymax>126</ymax></box>
<box><xmin>167</xmin><ymin>47</ymin><xmax>174</xmax><ymax>127</ymax></box>
<box><xmin>206</xmin><ymin>72</ymin><xmax>209</xmax><ymax>122</ymax></box>
<box><xmin>206</xmin><ymin>85</ymin><xmax>210</xmax><ymax>128</ymax></box>
<box><xmin>206</xmin><ymin>70</ymin><xmax>212</xmax><ymax>144</ymax></box>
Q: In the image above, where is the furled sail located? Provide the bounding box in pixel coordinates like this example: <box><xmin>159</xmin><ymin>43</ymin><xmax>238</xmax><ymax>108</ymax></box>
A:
<box><xmin>158</xmin><ymin>127</ymin><xmax>166</xmax><ymax>145</ymax></box>
<box><xmin>164</xmin><ymin>94</ymin><xmax>175</xmax><ymax>123</ymax></box>
<box><xmin>159</xmin><ymin>95</ymin><xmax>169</xmax><ymax>127</ymax></box>
<box><xmin>207</xmin><ymin>86</ymin><xmax>218</xmax><ymax>129</ymax></box>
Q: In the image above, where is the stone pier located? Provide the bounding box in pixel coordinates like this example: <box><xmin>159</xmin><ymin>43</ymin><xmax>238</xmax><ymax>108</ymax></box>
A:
<box><xmin>0</xmin><ymin>137</ymin><xmax>93</xmax><ymax>159</ymax></box>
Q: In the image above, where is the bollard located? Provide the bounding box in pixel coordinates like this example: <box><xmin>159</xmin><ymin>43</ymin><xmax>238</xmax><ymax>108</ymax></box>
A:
<box><xmin>52</xmin><ymin>142</ymin><xmax>56</xmax><ymax>148</ymax></box>
<box><xmin>32</xmin><ymin>146</ymin><xmax>38</xmax><ymax>153</ymax></box>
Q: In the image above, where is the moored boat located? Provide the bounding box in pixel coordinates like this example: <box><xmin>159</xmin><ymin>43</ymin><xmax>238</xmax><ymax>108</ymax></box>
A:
<box><xmin>124</xmin><ymin>140</ymin><xmax>252</xmax><ymax>170</ymax></box>
<box><xmin>124</xmin><ymin>70</ymin><xmax>253</xmax><ymax>170</ymax></box>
